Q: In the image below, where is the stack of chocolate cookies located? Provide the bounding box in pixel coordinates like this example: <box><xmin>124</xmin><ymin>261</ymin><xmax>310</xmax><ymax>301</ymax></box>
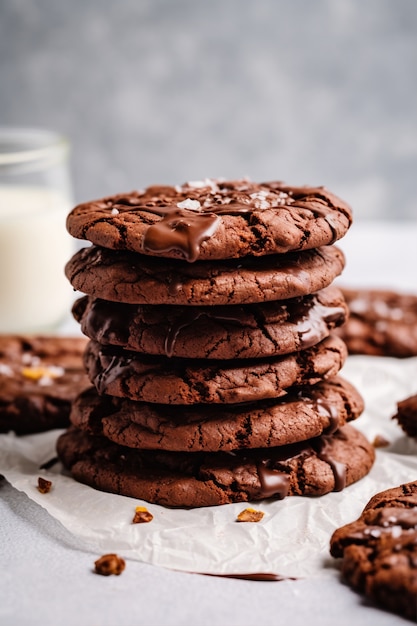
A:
<box><xmin>57</xmin><ymin>179</ymin><xmax>375</xmax><ymax>507</ymax></box>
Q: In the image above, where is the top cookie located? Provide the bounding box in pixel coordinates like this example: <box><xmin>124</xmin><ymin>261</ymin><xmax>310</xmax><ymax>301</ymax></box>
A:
<box><xmin>66</xmin><ymin>179</ymin><xmax>352</xmax><ymax>261</ymax></box>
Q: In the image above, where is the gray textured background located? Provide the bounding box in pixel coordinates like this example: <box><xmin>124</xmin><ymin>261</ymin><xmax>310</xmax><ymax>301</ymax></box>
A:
<box><xmin>1</xmin><ymin>0</ymin><xmax>416</xmax><ymax>219</ymax></box>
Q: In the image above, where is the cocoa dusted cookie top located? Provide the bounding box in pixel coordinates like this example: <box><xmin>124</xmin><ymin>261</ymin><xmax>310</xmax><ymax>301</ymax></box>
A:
<box><xmin>330</xmin><ymin>482</ymin><xmax>417</xmax><ymax>621</ymax></box>
<box><xmin>0</xmin><ymin>335</ymin><xmax>89</xmax><ymax>434</ymax></box>
<box><xmin>57</xmin><ymin>424</ymin><xmax>374</xmax><ymax>507</ymax></box>
<box><xmin>66</xmin><ymin>179</ymin><xmax>352</xmax><ymax>261</ymax></box>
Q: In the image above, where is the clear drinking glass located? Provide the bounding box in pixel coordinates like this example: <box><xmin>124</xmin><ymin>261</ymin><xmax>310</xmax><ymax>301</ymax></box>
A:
<box><xmin>0</xmin><ymin>128</ymin><xmax>75</xmax><ymax>333</ymax></box>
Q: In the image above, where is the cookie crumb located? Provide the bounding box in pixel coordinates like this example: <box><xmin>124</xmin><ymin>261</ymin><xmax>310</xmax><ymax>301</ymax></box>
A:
<box><xmin>132</xmin><ymin>506</ymin><xmax>153</xmax><ymax>524</ymax></box>
<box><xmin>372</xmin><ymin>434</ymin><xmax>390</xmax><ymax>448</ymax></box>
<box><xmin>37</xmin><ymin>477</ymin><xmax>52</xmax><ymax>493</ymax></box>
<box><xmin>94</xmin><ymin>553</ymin><xmax>125</xmax><ymax>576</ymax></box>
<box><xmin>237</xmin><ymin>508</ymin><xmax>264</xmax><ymax>523</ymax></box>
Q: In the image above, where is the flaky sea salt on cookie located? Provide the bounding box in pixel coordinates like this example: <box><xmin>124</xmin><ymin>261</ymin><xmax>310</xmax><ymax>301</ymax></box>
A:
<box><xmin>66</xmin><ymin>179</ymin><xmax>352</xmax><ymax>261</ymax></box>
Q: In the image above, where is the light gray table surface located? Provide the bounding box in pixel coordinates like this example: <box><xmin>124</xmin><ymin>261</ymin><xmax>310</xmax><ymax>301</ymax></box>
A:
<box><xmin>1</xmin><ymin>221</ymin><xmax>416</xmax><ymax>626</ymax></box>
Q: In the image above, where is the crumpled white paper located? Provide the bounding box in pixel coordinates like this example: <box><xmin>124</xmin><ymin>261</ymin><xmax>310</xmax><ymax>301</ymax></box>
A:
<box><xmin>1</xmin><ymin>355</ymin><xmax>417</xmax><ymax>578</ymax></box>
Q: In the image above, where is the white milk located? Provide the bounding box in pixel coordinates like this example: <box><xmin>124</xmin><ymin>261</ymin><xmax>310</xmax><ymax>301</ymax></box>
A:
<box><xmin>0</xmin><ymin>185</ymin><xmax>75</xmax><ymax>332</ymax></box>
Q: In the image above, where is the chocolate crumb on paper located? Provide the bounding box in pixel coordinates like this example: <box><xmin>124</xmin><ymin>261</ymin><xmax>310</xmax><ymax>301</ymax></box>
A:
<box><xmin>392</xmin><ymin>393</ymin><xmax>417</xmax><ymax>438</ymax></box>
<box><xmin>237</xmin><ymin>508</ymin><xmax>264</xmax><ymax>523</ymax></box>
<box><xmin>37</xmin><ymin>477</ymin><xmax>52</xmax><ymax>493</ymax></box>
<box><xmin>372</xmin><ymin>434</ymin><xmax>390</xmax><ymax>448</ymax></box>
<box><xmin>94</xmin><ymin>553</ymin><xmax>126</xmax><ymax>576</ymax></box>
<box><xmin>132</xmin><ymin>506</ymin><xmax>153</xmax><ymax>524</ymax></box>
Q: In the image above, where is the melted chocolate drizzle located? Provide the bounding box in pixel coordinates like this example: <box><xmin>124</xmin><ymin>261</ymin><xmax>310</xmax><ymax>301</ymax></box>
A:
<box><xmin>140</xmin><ymin>206</ymin><xmax>221</xmax><ymax>262</ymax></box>
<box><xmin>92</xmin><ymin>352</ymin><xmax>133</xmax><ymax>396</ymax></box>
<box><xmin>314</xmin><ymin>398</ymin><xmax>340</xmax><ymax>435</ymax></box>
<box><xmin>294</xmin><ymin>303</ymin><xmax>346</xmax><ymax>350</ymax></box>
<box><xmin>107</xmin><ymin>181</ymin><xmax>348</xmax><ymax>263</ymax></box>
<box><xmin>205</xmin><ymin>572</ymin><xmax>295</xmax><ymax>581</ymax></box>
<box><xmin>249</xmin><ymin>430</ymin><xmax>347</xmax><ymax>499</ymax></box>
<box><xmin>162</xmin><ymin>295</ymin><xmax>345</xmax><ymax>357</ymax></box>
<box><xmin>129</xmin><ymin>184</ymin><xmax>289</xmax><ymax>261</ymax></box>
<box><xmin>257</xmin><ymin>461</ymin><xmax>290</xmax><ymax>499</ymax></box>
<box><xmin>84</xmin><ymin>299</ymin><xmax>129</xmax><ymax>346</ymax></box>
<box><xmin>312</xmin><ymin>436</ymin><xmax>346</xmax><ymax>492</ymax></box>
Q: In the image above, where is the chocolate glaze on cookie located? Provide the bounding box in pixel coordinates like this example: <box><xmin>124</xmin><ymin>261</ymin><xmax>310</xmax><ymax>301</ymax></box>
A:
<box><xmin>66</xmin><ymin>180</ymin><xmax>352</xmax><ymax>261</ymax></box>
<box><xmin>0</xmin><ymin>335</ymin><xmax>89</xmax><ymax>434</ymax></box>
<box><xmin>83</xmin><ymin>336</ymin><xmax>347</xmax><ymax>404</ymax></box>
<box><xmin>73</xmin><ymin>285</ymin><xmax>348</xmax><ymax>360</ymax></box>
<box><xmin>65</xmin><ymin>244</ymin><xmax>345</xmax><ymax>306</ymax></box>
<box><xmin>57</xmin><ymin>424</ymin><xmax>374</xmax><ymax>507</ymax></box>
<box><xmin>330</xmin><ymin>482</ymin><xmax>417</xmax><ymax>621</ymax></box>
<box><xmin>69</xmin><ymin>376</ymin><xmax>364</xmax><ymax>452</ymax></box>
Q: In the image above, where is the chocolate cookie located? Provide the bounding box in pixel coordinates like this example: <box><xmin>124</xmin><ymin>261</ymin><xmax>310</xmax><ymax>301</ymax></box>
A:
<box><xmin>57</xmin><ymin>424</ymin><xmax>374</xmax><ymax>507</ymax></box>
<box><xmin>393</xmin><ymin>394</ymin><xmax>417</xmax><ymax>438</ymax></box>
<box><xmin>336</xmin><ymin>287</ymin><xmax>417</xmax><ymax>357</ymax></box>
<box><xmin>65</xmin><ymin>245</ymin><xmax>346</xmax><ymax>306</ymax></box>
<box><xmin>0</xmin><ymin>335</ymin><xmax>89</xmax><ymax>434</ymax></box>
<box><xmin>330</xmin><ymin>482</ymin><xmax>417</xmax><ymax>621</ymax></box>
<box><xmin>70</xmin><ymin>376</ymin><xmax>363</xmax><ymax>452</ymax></box>
<box><xmin>83</xmin><ymin>336</ymin><xmax>347</xmax><ymax>404</ymax></box>
<box><xmin>73</xmin><ymin>285</ymin><xmax>348</xmax><ymax>360</ymax></box>
<box><xmin>66</xmin><ymin>180</ymin><xmax>352</xmax><ymax>262</ymax></box>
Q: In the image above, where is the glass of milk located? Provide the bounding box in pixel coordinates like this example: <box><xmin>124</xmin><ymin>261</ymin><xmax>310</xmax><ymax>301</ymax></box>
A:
<box><xmin>0</xmin><ymin>128</ymin><xmax>75</xmax><ymax>333</ymax></box>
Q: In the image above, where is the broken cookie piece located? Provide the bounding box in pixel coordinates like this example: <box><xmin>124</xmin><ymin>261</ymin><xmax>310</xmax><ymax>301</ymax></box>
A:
<box><xmin>330</xmin><ymin>481</ymin><xmax>417</xmax><ymax>621</ymax></box>
<box><xmin>393</xmin><ymin>393</ymin><xmax>417</xmax><ymax>438</ymax></box>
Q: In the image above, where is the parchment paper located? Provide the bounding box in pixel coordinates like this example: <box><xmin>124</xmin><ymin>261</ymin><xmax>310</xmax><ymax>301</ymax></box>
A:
<box><xmin>1</xmin><ymin>355</ymin><xmax>416</xmax><ymax>578</ymax></box>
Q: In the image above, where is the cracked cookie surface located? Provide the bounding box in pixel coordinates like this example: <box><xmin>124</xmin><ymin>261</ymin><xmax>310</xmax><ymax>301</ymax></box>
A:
<box><xmin>73</xmin><ymin>285</ymin><xmax>347</xmax><ymax>359</ymax></box>
<box><xmin>69</xmin><ymin>376</ymin><xmax>363</xmax><ymax>452</ymax></box>
<box><xmin>66</xmin><ymin>180</ymin><xmax>352</xmax><ymax>262</ymax></box>
<box><xmin>83</xmin><ymin>336</ymin><xmax>347</xmax><ymax>404</ymax></box>
<box><xmin>57</xmin><ymin>423</ymin><xmax>374</xmax><ymax>507</ymax></box>
<box><xmin>330</xmin><ymin>482</ymin><xmax>417</xmax><ymax>621</ymax></box>
<box><xmin>66</xmin><ymin>245</ymin><xmax>345</xmax><ymax>306</ymax></box>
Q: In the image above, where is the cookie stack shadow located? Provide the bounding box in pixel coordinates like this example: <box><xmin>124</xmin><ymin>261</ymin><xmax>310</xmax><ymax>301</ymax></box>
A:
<box><xmin>57</xmin><ymin>180</ymin><xmax>375</xmax><ymax>507</ymax></box>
